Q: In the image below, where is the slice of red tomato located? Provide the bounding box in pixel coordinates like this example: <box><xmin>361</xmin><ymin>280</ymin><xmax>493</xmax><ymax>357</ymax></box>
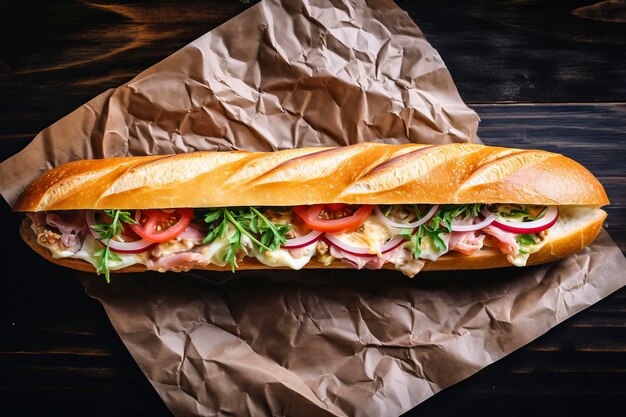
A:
<box><xmin>324</xmin><ymin>203</ymin><xmax>348</xmax><ymax>212</ymax></box>
<box><xmin>293</xmin><ymin>204</ymin><xmax>374</xmax><ymax>233</ymax></box>
<box><xmin>130</xmin><ymin>208</ymin><xmax>193</xmax><ymax>243</ymax></box>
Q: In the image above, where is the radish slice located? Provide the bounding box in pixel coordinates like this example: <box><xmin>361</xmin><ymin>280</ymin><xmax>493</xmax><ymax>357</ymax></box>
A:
<box><xmin>483</xmin><ymin>206</ymin><xmax>559</xmax><ymax>234</ymax></box>
<box><xmin>451</xmin><ymin>213</ymin><xmax>496</xmax><ymax>232</ymax></box>
<box><xmin>282</xmin><ymin>230</ymin><xmax>323</xmax><ymax>249</ymax></box>
<box><xmin>323</xmin><ymin>234</ymin><xmax>406</xmax><ymax>257</ymax></box>
<box><xmin>374</xmin><ymin>205</ymin><xmax>440</xmax><ymax>229</ymax></box>
<box><xmin>86</xmin><ymin>210</ymin><xmax>157</xmax><ymax>254</ymax></box>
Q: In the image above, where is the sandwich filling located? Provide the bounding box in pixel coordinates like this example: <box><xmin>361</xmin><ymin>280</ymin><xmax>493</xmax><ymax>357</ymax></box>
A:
<box><xmin>27</xmin><ymin>203</ymin><xmax>587</xmax><ymax>282</ymax></box>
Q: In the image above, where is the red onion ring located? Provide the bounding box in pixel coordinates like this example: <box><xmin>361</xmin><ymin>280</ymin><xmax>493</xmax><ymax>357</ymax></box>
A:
<box><xmin>85</xmin><ymin>210</ymin><xmax>157</xmax><ymax>254</ymax></box>
<box><xmin>483</xmin><ymin>206</ymin><xmax>559</xmax><ymax>234</ymax></box>
<box><xmin>450</xmin><ymin>213</ymin><xmax>496</xmax><ymax>232</ymax></box>
<box><xmin>323</xmin><ymin>234</ymin><xmax>406</xmax><ymax>257</ymax></box>
<box><xmin>374</xmin><ymin>205</ymin><xmax>440</xmax><ymax>229</ymax></box>
<box><xmin>281</xmin><ymin>230</ymin><xmax>323</xmax><ymax>249</ymax></box>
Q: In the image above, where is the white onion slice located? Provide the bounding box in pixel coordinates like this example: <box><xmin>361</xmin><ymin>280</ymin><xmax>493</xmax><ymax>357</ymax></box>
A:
<box><xmin>374</xmin><ymin>205</ymin><xmax>440</xmax><ymax>229</ymax></box>
<box><xmin>85</xmin><ymin>210</ymin><xmax>157</xmax><ymax>254</ymax></box>
<box><xmin>379</xmin><ymin>236</ymin><xmax>407</xmax><ymax>254</ymax></box>
<box><xmin>323</xmin><ymin>234</ymin><xmax>405</xmax><ymax>257</ymax></box>
<box><xmin>282</xmin><ymin>230</ymin><xmax>323</xmax><ymax>249</ymax></box>
<box><xmin>450</xmin><ymin>213</ymin><xmax>496</xmax><ymax>232</ymax></box>
<box><xmin>482</xmin><ymin>206</ymin><xmax>559</xmax><ymax>234</ymax></box>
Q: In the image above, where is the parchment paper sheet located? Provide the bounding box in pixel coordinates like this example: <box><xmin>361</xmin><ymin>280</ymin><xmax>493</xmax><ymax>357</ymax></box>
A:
<box><xmin>1</xmin><ymin>0</ymin><xmax>624</xmax><ymax>416</ymax></box>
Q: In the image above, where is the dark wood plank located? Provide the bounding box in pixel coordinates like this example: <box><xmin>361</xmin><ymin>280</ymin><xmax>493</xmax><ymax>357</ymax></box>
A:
<box><xmin>401</xmin><ymin>0</ymin><xmax>626</xmax><ymax>103</ymax></box>
<box><xmin>0</xmin><ymin>0</ymin><xmax>252</xmax><ymax>139</ymax></box>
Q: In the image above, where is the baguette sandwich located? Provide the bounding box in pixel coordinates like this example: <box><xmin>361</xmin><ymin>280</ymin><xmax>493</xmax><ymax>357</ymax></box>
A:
<box><xmin>15</xmin><ymin>143</ymin><xmax>608</xmax><ymax>281</ymax></box>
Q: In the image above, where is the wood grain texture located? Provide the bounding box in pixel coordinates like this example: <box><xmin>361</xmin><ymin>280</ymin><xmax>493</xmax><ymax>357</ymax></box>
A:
<box><xmin>400</xmin><ymin>0</ymin><xmax>626</xmax><ymax>103</ymax></box>
<box><xmin>0</xmin><ymin>1</ymin><xmax>625</xmax><ymax>417</ymax></box>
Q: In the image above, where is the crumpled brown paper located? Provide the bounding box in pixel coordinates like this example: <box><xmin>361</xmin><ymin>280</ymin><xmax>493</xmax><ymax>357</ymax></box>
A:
<box><xmin>79</xmin><ymin>230</ymin><xmax>626</xmax><ymax>417</ymax></box>
<box><xmin>0</xmin><ymin>0</ymin><xmax>624</xmax><ymax>416</ymax></box>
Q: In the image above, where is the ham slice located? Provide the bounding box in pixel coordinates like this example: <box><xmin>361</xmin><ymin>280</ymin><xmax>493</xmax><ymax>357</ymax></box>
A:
<box><xmin>483</xmin><ymin>225</ymin><xmax>519</xmax><ymax>255</ymax></box>
<box><xmin>60</xmin><ymin>233</ymin><xmax>82</xmax><ymax>253</ymax></box>
<box><xmin>177</xmin><ymin>224</ymin><xmax>206</xmax><ymax>242</ymax></box>
<box><xmin>45</xmin><ymin>211</ymin><xmax>87</xmax><ymax>236</ymax></box>
<box><xmin>145</xmin><ymin>252</ymin><xmax>208</xmax><ymax>272</ymax></box>
<box><xmin>448</xmin><ymin>231</ymin><xmax>484</xmax><ymax>255</ymax></box>
<box><xmin>329</xmin><ymin>245</ymin><xmax>399</xmax><ymax>270</ymax></box>
<box><xmin>330</xmin><ymin>245</ymin><xmax>382</xmax><ymax>269</ymax></box>
<box><xmin>28</xmin><ymin>211</ymin><xmax>87</xmax><ymax>253</ymax></box>
<box><xmin>329</xmin><ymin>246</ymin><xmax>424</xmax><ymax>277</ymax></box>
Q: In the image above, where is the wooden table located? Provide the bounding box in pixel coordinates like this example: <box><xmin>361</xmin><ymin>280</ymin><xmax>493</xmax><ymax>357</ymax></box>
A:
<box><xmin>1</xmin><ymin>1</ymin><xmax>624</xmax><ymax>416</ymax></box>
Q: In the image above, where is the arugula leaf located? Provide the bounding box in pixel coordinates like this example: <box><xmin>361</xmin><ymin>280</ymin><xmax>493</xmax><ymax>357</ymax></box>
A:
<box><xmin>203</xmin><ymin>208</ymin><xmax>224</xmax><ymax>224</ymax></box>
<box><xmin>492</xmin><ymin>205</ymin><xmax>548</xmax><ymax>221</ymax></box>
<box><xmin>425</xmin><ymin>228</ymin><xmax>448</xmax><ymax>251</ymax></box>
<box><xmin>250</xmin><ymin>207</ymin><xmax>291</xmax><ymax>251</ymax></box>
<box><xmin>517</xmin><ymin>234</ymin><xmax>536</xmax><ymax>247</ymax></box>
<box><xmin>203</xmin><ymin>207</ymin><xmax>293</xmax><ymax>271</ymax></box>
<box><xmin>427</xmin><ymin>204</ymin><xmax>484</xmax><ymax>235</ymax></box>
<box><xmin>224</xmin><ymin>209</ymin><xmax>268</xmax><ymax>250</ymax></box>
<box><xmin>203</xmin><ymin>217</ymin><xmax>228</xmax><ymax>244</ymax></box>
<box><xmin>399</xmin><ymin>227</ymin><xmax>423</xmax><ymax>258</ymax></box>
<box><xmin>412</xmin><ymin>204</ymin><xmax>423</xmax><ymax>220</ymax></box>
<box><xmin>91</xmin><ymin>209</ymin><xmax>136</xmax><ymax>283</ymax></box>
<box><xmin>404</xmin><ymin>204</ymin><xmax>486</xmax><ymax>258</ymax></box>
<box><xmin>469</xmin><ymin>203</ymin><xmax>482</xmax><ymax>217</ymax></box>
<box><xmin>225</xmin><ymin>229</ymin><xmax>242</xmax><ymax>271</ymax></box>
<box><xmin>500</xmin><ymin>208</ymin><xmax>530</xmax><ymax>220</ymax></box>
<box><xmin>428</xmin><ymin>211</ymin><xmax>444</xmax><ymax>231</ymax></box>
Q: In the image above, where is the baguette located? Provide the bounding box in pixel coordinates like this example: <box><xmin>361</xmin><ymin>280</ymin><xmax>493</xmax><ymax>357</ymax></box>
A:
<box><xmin>15</xmin><ymin>143</ymin><xmax>607</xmax><ymax>211</ymax></box>
<box><xmin>15</xmin><ymin>143</ymin><xmax>608</xmax><ymax>278</ymax></box>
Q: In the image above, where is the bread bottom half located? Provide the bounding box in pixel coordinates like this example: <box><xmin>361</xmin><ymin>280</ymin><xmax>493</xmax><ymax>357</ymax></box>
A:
<box><xmin>20</xmin><ymin>207</ymin><xmax>606</xmax><ymax>275</ymax></box>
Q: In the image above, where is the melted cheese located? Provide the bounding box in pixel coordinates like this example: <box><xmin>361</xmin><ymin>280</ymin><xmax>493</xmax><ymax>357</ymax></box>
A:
<box><xmin>199</xmin><ymin>237</ymin><xmax>230</xmax><ymax>267</ymax></box>
<box><xmin>333</xmin><ymin>217</ymin><xmax>396</xmax><ymax>256</ymax></box>
<box><xmin>199</xmin><ymin>227</ymin><xmax>252</xmax><ymax>267</ymax></box>
<box><xmin>387</xmin><ymin>249</ymin><xmax>425</xmax><ymax>278</ymax></box>
<box><xmin>154</xmin><ymin>239</ymin><xmax>196</xmax><ymax>258</ymax></box>
<box><xmin>252</xmin><ymin>243</ymin><xmax>316</xmax><ymax>270</ymax></box>
<box><xmin>509</xmin><ymin>252</ymin><xmax>531</xmax><ymax>267</ymax></box>
<box><xmin>73</xmin><ymin>235</ymin><xmax>140</xmax><ymax>271</ymax></box>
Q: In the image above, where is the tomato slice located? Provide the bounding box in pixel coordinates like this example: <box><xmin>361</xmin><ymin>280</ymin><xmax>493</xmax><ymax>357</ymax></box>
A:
<box><xmin>130</xmin><ymin>208</ymin><xmax>193</xmax><ymax>243</ymax></box>
<box><xmin>325</xmin><ymin>203</ymin><xmax>348</xmax><ymax>212</ymax></box>
<box><xmin>293</xmin><ymin>204</ymin><xmax>374</xmax><ymax>233</ymax></box>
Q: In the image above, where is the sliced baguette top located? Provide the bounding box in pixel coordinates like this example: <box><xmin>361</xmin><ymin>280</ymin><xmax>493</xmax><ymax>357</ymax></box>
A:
<box><xmin>14</xmin><ymin>143</ymin><xmax>609</xmax><ymax>211</ymax></box>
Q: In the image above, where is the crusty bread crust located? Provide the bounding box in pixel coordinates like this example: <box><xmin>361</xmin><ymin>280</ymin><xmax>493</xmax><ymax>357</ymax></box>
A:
<box><xmin>19</xmin><ymin>208</ymin><xmax>606</xmax><ymax>275</ymax></box>
<box><xmin>14</xmin><ymin>143</ymin><xmax>608</xmax><ymax>211</ymax></box>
